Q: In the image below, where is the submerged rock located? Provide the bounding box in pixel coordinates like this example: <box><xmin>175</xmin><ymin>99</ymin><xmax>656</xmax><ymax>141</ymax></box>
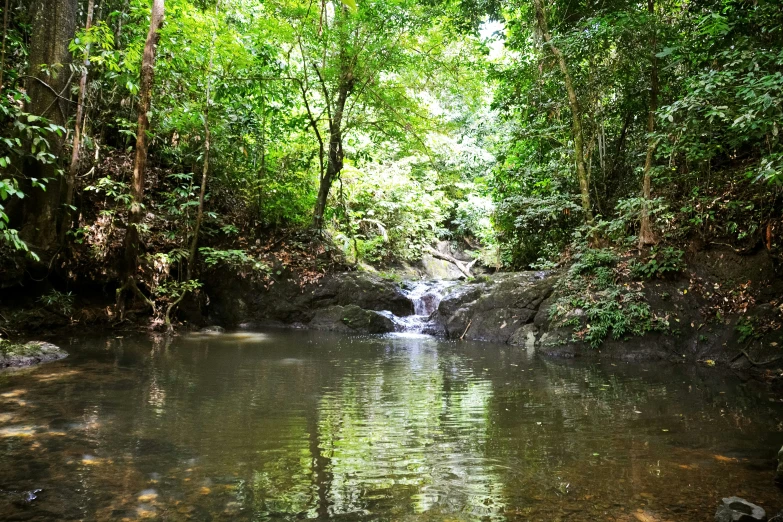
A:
<box><xmin>0</xmin><ymin>341</ymin><xmax>68</xmax><ymax>369</ymax></box>
<box><xmin>714</xmin><ymin>497</ymin><xmax>766</xmax><ymax>522</ymax></box>
<box><xmin>777</xmin><ymin>446</ymin><xmax>783</xmax><ymax>486</ymax></box>
<box><xmin>199</xmin><ymin>325</ymin><xmax>225</xmax><ymax>334</ymax></box>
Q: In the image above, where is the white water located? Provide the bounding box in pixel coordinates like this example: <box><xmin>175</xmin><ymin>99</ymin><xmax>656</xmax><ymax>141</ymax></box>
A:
<box><xmin>380</xmin><ymin>280</ymin><xmax>456</xmax><ymax>334</ymax></box>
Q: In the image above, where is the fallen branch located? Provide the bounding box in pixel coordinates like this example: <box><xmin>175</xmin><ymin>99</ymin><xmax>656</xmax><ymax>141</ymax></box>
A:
<box><xmin>460</xmin><ymin>319</ymin><xmax>472</xmax><ymax>340</ymax></box>
<box><xmin>730</xmin><ymin>349</ymin><xmax>783</xmax><ymax>367</ymax></box>
<box><xmin>426</xmin><ymin>246</ymin><xmax>472</xmax><ymax>278</ymax></box>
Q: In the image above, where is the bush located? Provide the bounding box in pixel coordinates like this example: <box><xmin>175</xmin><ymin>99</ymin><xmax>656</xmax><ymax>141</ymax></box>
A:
<box><xmin>550</xmin><ymin>248</ymin><xmax>666</xmax><ymax>347</ymax></box>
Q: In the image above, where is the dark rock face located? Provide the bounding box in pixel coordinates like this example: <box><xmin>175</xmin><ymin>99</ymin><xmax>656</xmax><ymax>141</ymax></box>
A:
<box><xmin>309</xmin><ymin>305</ymin><xmax>395</xmax><ymax>334</ymax></box>
<box><xmin>203</xmin><ymin>270</ymin><xmax>412</xmax><ymax>333</ymax></box>
<box><xmin>433</xmin><ymin>272</ymin><xmax>554</xmax><ymax>344</ymax></box>
<box><xmin>312</xmin><ymin>272</ymin><xmax>414</xmax><ymax>316</ymax></box>
<box><xmin>714</xmin><ymin>497</ymin><xmax>766</xmax><ymax>522</ymax></box>
<box><xmin>0</xmin><ymin>342</ymin><xmax>68</xmax><ymax>369</ymax></box>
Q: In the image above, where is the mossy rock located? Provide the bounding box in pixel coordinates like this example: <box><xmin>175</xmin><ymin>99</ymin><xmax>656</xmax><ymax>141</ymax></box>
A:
<box><xmin>0</xmin><ymin>341</ymin><xmax>68</xmax><ymax>369</ymax></box>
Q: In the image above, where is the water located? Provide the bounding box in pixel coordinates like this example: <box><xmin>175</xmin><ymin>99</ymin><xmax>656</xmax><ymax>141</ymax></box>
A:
<box><xmin>382</xmin><ymin>280</ymin><xmax>456</xmax><ymax>333</ymax></box>
<box><xmin>1</xmin><ymin>330</ymin><xmax>782</xmax><ymax>521</ymax></box>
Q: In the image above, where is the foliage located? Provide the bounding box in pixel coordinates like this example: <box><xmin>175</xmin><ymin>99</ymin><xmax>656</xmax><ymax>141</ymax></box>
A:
<box><xmin>37</xmin><ymin>290</ymin><xmax>75</xmax><ymax>315</ymax></box>
<box><xmin>550</xmin><ymin>248</ymin><xmax>666</xmax><ymax>347</ymax></box>
<box><xmin>629</xmin><ymin>247</ymin><xmax>684</xmax><ymax>280</ymax></box>
<box><xmin>335</xmin><ymin>160</ymin><xmax>452</xmax><ymax>263</ymax></box>
<box><xmin>735</xmin><ymin>316</ymin><xmax>759</xmax><ymax>344</ymax></box>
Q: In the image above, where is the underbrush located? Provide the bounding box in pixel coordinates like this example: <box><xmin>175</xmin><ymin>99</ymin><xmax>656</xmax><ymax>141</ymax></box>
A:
<box><xmin>549</xmin><ymin>246</ymin><xmax>681</xmax><ymax>347</ymax></box>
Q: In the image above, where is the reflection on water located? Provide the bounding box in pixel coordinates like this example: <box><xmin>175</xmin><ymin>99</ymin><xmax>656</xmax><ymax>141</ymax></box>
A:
<box><xmin>0</xmin><ymin>330</ymin><xmax>782</xmax><ymax>521</ymax></box>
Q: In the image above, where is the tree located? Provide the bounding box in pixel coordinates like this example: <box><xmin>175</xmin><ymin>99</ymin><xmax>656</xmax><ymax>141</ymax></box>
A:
<box><xmin>638</xmin><ymin>0</ymin><xmax>658</xmax><ymax>247</ymax></box>
<box><xmin>20</xmin><ymin>0</ymin><xmax>77</xmax><ymax>257</ymax></box>
<box><xmin>61</xmin><ymin>0</ymin><xmax>95</xmax><ymax>245</ymax></box>
<box><xmin>289</xmin><ymin>0</ymin><xmax>452</xmax><ymax>231</ymax></box>
<box><xmin>531</xmin><ymin>0</ymin><xmax>592</xmax><ymax>223</ymax></box>
<box><xmin>118</xmin><ymin>0</ymin><xmax>164</xmax><ymax>316</ymax></box>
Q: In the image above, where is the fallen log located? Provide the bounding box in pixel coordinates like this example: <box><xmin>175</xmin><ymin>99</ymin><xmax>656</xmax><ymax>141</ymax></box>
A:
<box><xmin>425</xmin><ymin>247</ymin><xmax>472</xmax><ymax>278</ymax></box>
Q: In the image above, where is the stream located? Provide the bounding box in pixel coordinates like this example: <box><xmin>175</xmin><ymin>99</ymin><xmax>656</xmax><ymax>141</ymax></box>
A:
<box><xmin>379</xmin><ymin>280</ymin><xmax>456</xmax><ymax>334</ymax></box>
<box><xmin>1</xmin><ymin>323</ymin><xmax>782</xmax><ymax>520</ymax></box>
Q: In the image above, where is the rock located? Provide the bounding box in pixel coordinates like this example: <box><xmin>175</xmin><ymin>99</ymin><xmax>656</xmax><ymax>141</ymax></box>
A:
<box><xmin>0</xmin><ymin>341</ymin><xmax>68</xmax><ymax>369</ymax></box>
<box><xmin>312</xmin><ymin>272</ymin><xmax>414</xmax><ymax>316</ymax></box>
<box><xmin>509</xmin><ymin>324</ymin><xmax>538</xmax><ymax>353</ymax></box>
<box><xmin>199</xmin><ymin>326</ymin><xmax>225</xmax><ymax>334</ymax></box>
<box><xmin>308</xmin><ymin>305</ymin><xmax>395</xmax><ymax>334</ymax></box>
<box><xmin>777</xmin><ymin>446</ymin><xmax>783</xmax><ymax>485</ymax></box>
<box><xmin>421</xmin><ymin>254</ymin><xmax>464</xmax><ymax>280</ymax></box>
<box><xmin>433</xmin><ymin>272</ymin><xmax>554</xmax><ymax>344</ymax></box>
<box><xmin>714</xmin><ymin>497</ymin><xmax>766</xmax><ymax>522</ymax></box>
<box><xmin>204</xmin><ymin>270</ymin><xmax>413</xmax><ymax>327</ymax></box>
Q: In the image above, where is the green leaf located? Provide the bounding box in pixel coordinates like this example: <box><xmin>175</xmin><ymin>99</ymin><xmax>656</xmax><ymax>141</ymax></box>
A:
<box><xmin>340</xmin><ymin>0</ymin><xmax>357</xmax><ymax>12</ymax></box>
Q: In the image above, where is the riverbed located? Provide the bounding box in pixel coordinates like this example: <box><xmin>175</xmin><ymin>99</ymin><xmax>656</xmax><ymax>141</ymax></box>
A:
<box><xmin>1</xmin><ymin>330</ymin><xmax>782</xmax><ymax>521</ymax></box>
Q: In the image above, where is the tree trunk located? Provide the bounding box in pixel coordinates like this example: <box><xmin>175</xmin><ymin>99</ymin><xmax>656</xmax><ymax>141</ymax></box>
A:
<box><xmin>532</xmin><ymin>0</ymin><xmax>593</xmax><ymax>223</ymax></box>
<box><xmin>61</xmin><ymin>0</ymin><xmax>95</xmax><ymax>245</ymax></box>
<box><xmin>312</xmin><ymin>77</ymin><xmax>352</xmax><ymax>231</ymax></box>
<box><xmin>311</xmin><ymin>8</ymin><xmax>353</xmax><ymax>232</ymax></box>
<box><xmin>118</xmin><ymin>0</ymin><xmax>164</xmax><ymax>313</ymax></box>
<box><xmin>0</xmin><ymin>0</ymin><xmax>9</xmax><ymax>91</ymax></box>
<box><xmin>186</xmin><ymin>13</ymin><xmax>217</xmax><ymax>281</ymax></box>
<box><xmin>20</xmin><ymin>0</ymin><xmax>78</xmax><ymax>258</ymax></box>
<box><xmin>638</xmin><ymin>0</ymin><xmax>659</xmax><ymax>247</ymax></box>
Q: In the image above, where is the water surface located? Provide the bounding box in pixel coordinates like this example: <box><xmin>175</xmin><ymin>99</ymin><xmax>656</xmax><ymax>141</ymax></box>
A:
<box><xmin>1</xmin><ymin>330</ymin><xmax>782</xmax><ymax>521</ymax></box>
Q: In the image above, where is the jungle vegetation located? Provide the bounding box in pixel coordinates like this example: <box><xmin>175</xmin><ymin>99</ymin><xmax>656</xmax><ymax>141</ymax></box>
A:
<box><xmin>1</xmin><ymin>0</ymin><xmax>781</xmax><ymax>320</ymax></box>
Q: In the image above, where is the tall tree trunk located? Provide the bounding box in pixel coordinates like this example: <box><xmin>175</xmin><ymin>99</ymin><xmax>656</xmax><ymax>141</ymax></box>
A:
<box><xmin>0</xmin><ymin>0</ymin><xmax>9</xmax><ymax>91</ymax></box>
<box><xmin>638</xmin><ymin>0</ymin><xmax>659</xmax><ymax>247</ymax></box>
<box><xmin>20</xmin><ymin>0</ymin><xmax>78</xmax><ymax>259</ymax></box>
<box><xmin>532</xmin><ymin>0</ymin><xmax>593</xmax><ymax>223</ymax></box>
<box><xmin>61</xmin><ymin>0</ymin><xmax>95</xmax><ymax>245</ymax></box>
<box><xmin>117</xmin><ymin>0</ymin><xmax>164</xmax><ymax>315</ymax></box>
<box><xmin>186</xmin><ymin>10</ymin><xmax>218</xmax><ymax>281</ymax></box>
<box><xmin>312</xmin><ymin>69</ymin><xmax>352</xmax><ymax>231</ymax></box>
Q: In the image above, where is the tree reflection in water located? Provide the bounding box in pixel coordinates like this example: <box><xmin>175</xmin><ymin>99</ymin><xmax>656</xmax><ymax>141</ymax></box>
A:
<box><xmin>0</xmin><ymin>331</ymin><xmax>781</xmax><ymax>521</ymax></box>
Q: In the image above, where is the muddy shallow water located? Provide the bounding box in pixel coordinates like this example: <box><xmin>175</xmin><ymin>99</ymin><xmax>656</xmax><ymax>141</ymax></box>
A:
<box><xmin>0</xmin><ymin>330</ymin><xmax>782</xmax><ymax>521</ymax></box>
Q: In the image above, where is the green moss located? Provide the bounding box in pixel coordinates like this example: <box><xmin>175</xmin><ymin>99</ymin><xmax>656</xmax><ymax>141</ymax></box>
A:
<box><xmin>0</xmin><ymin>341</ymin><xmax>42</xmax><ymax>357</ymax></box>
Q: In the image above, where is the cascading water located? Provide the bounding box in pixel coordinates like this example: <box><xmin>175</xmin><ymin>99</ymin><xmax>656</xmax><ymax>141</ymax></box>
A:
<box><xmin>380</xmin><ymin>280</ymin><xmax>456</xmax><ymax>335</ymax></box>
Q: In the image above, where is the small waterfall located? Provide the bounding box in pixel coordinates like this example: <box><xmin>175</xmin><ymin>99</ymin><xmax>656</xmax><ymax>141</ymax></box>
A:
<box><xmin>380</xmin><ymin>280</ymin><xmax>455</xmax><ymax>335</ymax></box>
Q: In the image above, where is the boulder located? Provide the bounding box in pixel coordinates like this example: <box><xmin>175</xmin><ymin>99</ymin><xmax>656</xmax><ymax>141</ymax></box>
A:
<box><xmin>311</xmin><ymin>272</ymin><xmax>413</xmax><ymax>316</ymax></box>
<box><xmin>433</xmin><ymin>272</ymin><xmax>554</xmax><ymax>344</ymax></box>
<box><xmin>0</xmin><ymin>341</ymin><xmax>68</xmax><ymax>369</ymax></box>
<box><xmin>308</xmin><ymin>305</ymin><xmax>395</xmax><ymax>334</ymax></box>
<box><xmin>204</xmin><ymin>270</ymin><xmax>413</xmax><ymax>327</ymax></box>
<box><xmin>421</xmin><ymin>254</ymin><xmax>464</xmax><ymax>280</ymax></box>
<box><xmin>715</xmin><ymin>497</ymin><xmax>766</xmax><ymax>522</ymax></box>
<box><xmin>509</xmin><ymin>324</ymin><xmax>538</xmax><ymax>355</ymax></box>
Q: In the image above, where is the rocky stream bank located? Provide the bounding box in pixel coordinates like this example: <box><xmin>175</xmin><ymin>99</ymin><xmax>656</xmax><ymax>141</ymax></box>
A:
<box><xmin>186</xmin><ymin>247</ymin><xmax>782</xmax><ymax>375</ymax></box>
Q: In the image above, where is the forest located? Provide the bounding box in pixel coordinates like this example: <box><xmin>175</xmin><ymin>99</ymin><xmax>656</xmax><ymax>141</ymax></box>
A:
<box><xmin>2</xmin><ymin>1</ymin><xmax>783</xmax><ymax>519</ymax></box>
<box><xmin>0</xmin><ymin>0</ymin><xmax>781</xmax><ymax>333</ymax></box>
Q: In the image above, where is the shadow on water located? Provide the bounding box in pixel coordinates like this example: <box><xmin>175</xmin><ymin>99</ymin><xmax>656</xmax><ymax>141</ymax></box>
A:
<box><xmin>0</xmin><ymin>329</ymin><xmax>782</xmax><ymax>521</ymax></box>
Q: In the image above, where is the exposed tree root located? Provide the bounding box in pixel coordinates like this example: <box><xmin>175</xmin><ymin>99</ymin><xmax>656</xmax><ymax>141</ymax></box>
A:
<box><xmin>731</xmin><ymin>349</ymin><xmax>783</xmax><ymax>367</ymax></box>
